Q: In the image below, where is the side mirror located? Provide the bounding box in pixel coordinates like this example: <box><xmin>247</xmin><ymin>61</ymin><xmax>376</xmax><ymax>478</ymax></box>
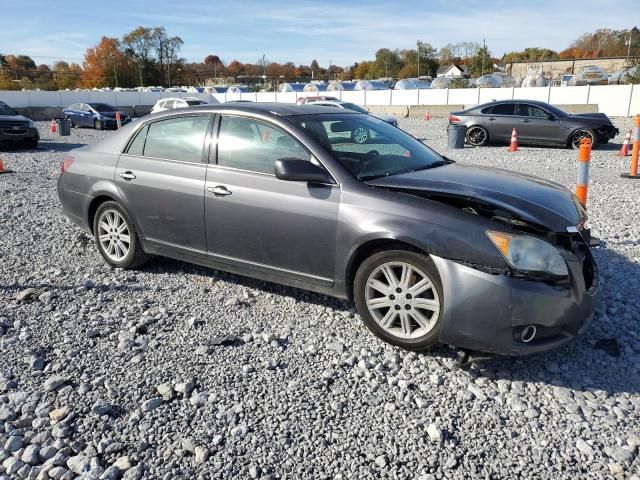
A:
<box><xmin>274</xmin><ymin>158</ymin><xmax>332</xmax><ymax>184</ymax></box>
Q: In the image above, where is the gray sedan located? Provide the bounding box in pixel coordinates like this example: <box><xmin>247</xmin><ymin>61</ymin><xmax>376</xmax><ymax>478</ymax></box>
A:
<box><xmin>58</xmin><ymin>103</ymin><xmax>598</xmax><ymax>356</ymax></box>
<box><xmin>450</xmin><ymin>100</ymin><xmax>619</xmax><ymax>149</ymax></box>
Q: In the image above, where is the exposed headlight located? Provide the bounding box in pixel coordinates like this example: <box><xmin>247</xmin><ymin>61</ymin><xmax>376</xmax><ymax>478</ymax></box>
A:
<box><xmin>486</xmin><ymin>231</ymin><xmax>568</xmax><ymax>277</ymax></box>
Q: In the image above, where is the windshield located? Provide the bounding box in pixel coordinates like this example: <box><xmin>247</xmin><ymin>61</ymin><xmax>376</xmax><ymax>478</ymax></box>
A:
<box><xmin>290</xmin><ymin>113</ymin><xmax>446</xmax><ymax>180</ymax></box>
<box><xmin>89</xmin><ymin>103</ymin><xmax>117</xmax><ymax>112</ymax></box>
<box><xmin>341</xmin><ymin>102</ymin><xmax>369</xmax><ymax>114</ymax></box>
<box><xmin>0</xmin><ymin>102</ymin><xmax>17</xmax><ymax>115</ymax></box>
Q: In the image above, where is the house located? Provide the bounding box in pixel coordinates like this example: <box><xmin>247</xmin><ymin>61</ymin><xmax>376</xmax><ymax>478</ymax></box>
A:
<box><xmin>436</xmin><ymin>64</ymin><xmax>470</xmax><ymax>78</ymax></box>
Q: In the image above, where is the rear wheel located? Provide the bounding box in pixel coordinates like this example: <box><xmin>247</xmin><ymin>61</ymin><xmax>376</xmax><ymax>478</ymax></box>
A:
<box><xmin>66</xmin><ymin>115</ymin><xmax>75</xmax><ymax>128</ymax></box>
<box><xmin>354</xmin><ymin>250</ymin><xmax>443</xmax><ymax>351</ymax></box>
<box><xmin>570</xmin><ymin>129</ymin><xmax>598</xmax><ymax>149</ymax></box>
<box><xmin>466</xmin><ymin>126</ymin><xmax>489</xmax><ymax>146</ymax></box>
<box><xmin>94</xmin><ymin>119</ymin><xmax>103</xmax><ymax>130</ymax></box>
<box><xmin>352</xmin><ymin>127</ymin><xmax>370</xmax><ymax>144</ymax></box>
<box><xmin>93</xmin><ymin>201</ymin><xmax>148</xmax><ymax>269</ymax></box>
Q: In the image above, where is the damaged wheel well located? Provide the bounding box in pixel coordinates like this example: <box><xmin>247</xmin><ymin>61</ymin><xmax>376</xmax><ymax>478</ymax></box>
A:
<box><xmin>345</xmin><ymin>239</ymin><xmax>428</xmax><ymax>300</ymax></box>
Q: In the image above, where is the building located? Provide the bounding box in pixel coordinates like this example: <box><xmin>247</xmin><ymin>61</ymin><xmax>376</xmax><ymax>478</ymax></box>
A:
<box><xmin>505</xmin><ymin>56</ymin><xmax>636</xmax><ymax>81</ymax></box>
<box><xmin>436</xmin><ymin>64</ymin><xmax>470</xmax><ymax>78</ymax></box>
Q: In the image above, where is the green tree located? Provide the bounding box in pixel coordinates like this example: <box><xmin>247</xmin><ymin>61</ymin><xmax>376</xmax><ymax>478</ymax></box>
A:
<box><xmin>373</xmin><ymin>48</ymin><xmax>401</xmax><ymax>78</ymax></box>
<box><xmin>469</xmin><ymin>46</ymin><xmax>492</xmax><ymax>77</ymax></box>
<box><xmin>310</xmin><ymin>59</ymin><xmax>319</xmax><ymax>78</ymax></box>
<box><xmin>122</xmin><ymin>26</ymin><xmax>156</xmax><ymax>86</ymax></box>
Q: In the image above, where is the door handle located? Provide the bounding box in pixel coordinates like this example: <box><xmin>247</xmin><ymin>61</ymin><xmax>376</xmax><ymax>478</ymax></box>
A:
<box><xmin>120</xmin><ymin>171</ymin><xmax>136</xmax><ymax>180</ymax></box>
<box><xmin>208</xmin><ymin>185</ymin><xmax>232</xmax><ymax>196</ymax></box>
<box><xmin>488</xmin><ymin>117</ymin><xmax>496</xmax><ymax>121</ymax></box>
<box><xmin>520</xmin><ymin>119</ymin><xmax>531</xmax><ymax>123</ymax></box>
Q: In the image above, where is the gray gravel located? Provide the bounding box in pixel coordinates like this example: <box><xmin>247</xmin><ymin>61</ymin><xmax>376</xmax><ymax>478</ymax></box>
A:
<box><xmin>1</xmin><ymin>119</ymin><xmax>639</xmax><ymax>479</ymax></box>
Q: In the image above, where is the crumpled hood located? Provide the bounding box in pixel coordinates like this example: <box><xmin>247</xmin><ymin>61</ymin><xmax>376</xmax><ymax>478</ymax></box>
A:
<box><xmin>0</xmin><ymin>114</ymin><xmax>31</xmax><ymax>123</ymax></box>
<box><xmin>365</xmin><ymin>163</ymin><xmax>586</xmax><ymax>232</ymax></box>
<box><xmin>567</xmin><ymin>112</ymin><xmax>613</xmax><ymax>125</ymax></box>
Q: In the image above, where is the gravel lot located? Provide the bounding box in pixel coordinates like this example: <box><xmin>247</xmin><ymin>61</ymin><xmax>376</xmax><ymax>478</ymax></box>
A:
<box><xmin>1</xmin><ymin>118</ymin><xmax>639</xmax><ymax>480</ymax></box>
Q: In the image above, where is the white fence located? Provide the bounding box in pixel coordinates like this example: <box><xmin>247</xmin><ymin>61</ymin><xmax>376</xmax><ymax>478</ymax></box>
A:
<box><xmin>2</xmin><ymin>84</ymin><xmax>640</xmax><ymax>117</ymax></box>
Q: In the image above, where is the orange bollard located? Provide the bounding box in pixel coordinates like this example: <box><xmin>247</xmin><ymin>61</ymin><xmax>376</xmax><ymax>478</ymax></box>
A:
<box><xmin>575</xmin><ymin>137</ymin><xmax>592</xmax><ymax>205</ymax></box>
<box><xmin>508</xmin><ymin>128</ymin><xmax>519</xmax><ymax>152</ymax></box>
<box><xmin>49</xmin><ymin>118</ymin><xmax>57</xmax><ymax>134</ymax></box>
<box><xmin>621</xmin><ymin>115</ymin><xmax>640</xmax><ymax>179</ymax></box>
<box><xmin>423</xmin><ymin>111</ymin><xmax>431</xmax><ymax>121</ymax></box>
<box><xmin>617</xmin><ymin>129</ymin><xmax>631</xmax><ymax>157</ymax></box>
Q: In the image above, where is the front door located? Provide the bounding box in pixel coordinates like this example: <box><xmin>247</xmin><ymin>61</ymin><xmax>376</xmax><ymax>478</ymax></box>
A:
<box><xmin>515</xmin><ymin>103</ymin><xmax>563</xmax><ymax>145</ymax></box>
<box><xmin>115</xmin><ymin>114</ymin><xmax>213</xmax><ymax>251</ymax></box>
<box><xmin>205</xmin><ymin>115</ymin><xmax>340</xmax><ymax>285</ymax></box>
<box><xmin>482</xmin><ymin>102</ymin><xmax>517</xmax><ymax>143</ymax></box>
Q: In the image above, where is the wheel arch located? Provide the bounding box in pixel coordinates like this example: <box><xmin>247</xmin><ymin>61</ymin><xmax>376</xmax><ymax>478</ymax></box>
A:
<box><xmin>87</xmin><ymin>195</ymin><xmax>118</xmax><ymax>234</ymax></box>
<box><xmin>344</xmin><ymin>238</ymin><xmax>430</xmax><ymax>301</ymax></box>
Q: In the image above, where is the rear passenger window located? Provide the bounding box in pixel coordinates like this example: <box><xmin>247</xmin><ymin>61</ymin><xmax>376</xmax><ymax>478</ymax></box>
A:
<box><xmin>126</xmin><ymin>125</ymin><xmax>148</xmax><ymax>156</ymax></box>
<box><xmin>490</xmin><ymin>103</ymin><xmax>515</xmax><ymax>115</ymax></box>
<box><xmin>217</xmin><ymin>116</ymin><xmax>309</xmax><ymax>174</ymax></box>
<box><xmin>143</xmin><ymin>115</ymin><xmax>210</xmax><ymax>162</ymax></box>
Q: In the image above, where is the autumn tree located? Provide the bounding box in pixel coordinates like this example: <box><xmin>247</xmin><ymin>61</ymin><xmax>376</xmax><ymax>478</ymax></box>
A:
<box><xmin>83</xmin><ymin>37</ymin><xmax>134</xmax><ymax>88</ymax></box>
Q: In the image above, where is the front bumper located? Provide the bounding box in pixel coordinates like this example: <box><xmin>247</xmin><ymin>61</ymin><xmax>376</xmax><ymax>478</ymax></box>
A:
<box><xmin>431</xmin><ymin>247</ymin><xmax>598</xmax><ymax>356</ymax></box>
<box><xmin>0</xmin><ymin>126</ymin><xmax>39</xmax><ymax>143</ymax></box>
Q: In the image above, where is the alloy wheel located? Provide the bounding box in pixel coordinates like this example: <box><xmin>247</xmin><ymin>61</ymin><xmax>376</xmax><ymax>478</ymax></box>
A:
<box><xmin>353</xmin><ymin>127</ymin><xmax>369</xmax><ymax>144</ymax></box>
<box><xmin>466</xmin><ymin>126</ymin><xmax>487</xmax><ymax>146</ymax></box>
<box><xmin>365</xmin><ymin>261</ymin><xmax>440</xmax><ymax>340</ymax></box>
<box><xmin>571</xmin><ymin>130</ymin><xmax>593</xmax><ymax>149</ymax></box>
<box><xmin>97</xmin><ymin>209</ymin><xmax>131</xmax><ymax>262</ymax></box>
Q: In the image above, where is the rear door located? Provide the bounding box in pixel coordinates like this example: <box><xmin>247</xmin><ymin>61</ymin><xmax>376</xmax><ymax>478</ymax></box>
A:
<box><xmin>115</xmin><ymin>114</ymin><xmax>213</xmax><ymax>252</ymax></box>
<box><xmin>204</xmin><ymin>114</ymin><xmax>340</xmax><ymax>284</ymax></box>
<box><xmin>516</xmin><ymin>103</ymin><xmax>563</xmax><ymax>145</ymax></box>
<box><xmin>79</xmin><ymin>104</ymin><xmax>94</xmax><ymax>127</ymax></box>
<box><xmin>481</xmin><ymin>103</ymin><xmax>517</xmax><ymax>143</ymax></box>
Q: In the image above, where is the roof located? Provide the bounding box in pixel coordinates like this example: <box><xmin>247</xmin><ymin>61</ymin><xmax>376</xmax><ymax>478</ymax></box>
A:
<box><xmin>437</xmin><ymin>64</ymin><xmax>468</xmax><ymax>74</ymax></box>
<box><xmin>184</xmin><ymin>102</ymin><xmax>359</xmax><ymax>117</ymax></box>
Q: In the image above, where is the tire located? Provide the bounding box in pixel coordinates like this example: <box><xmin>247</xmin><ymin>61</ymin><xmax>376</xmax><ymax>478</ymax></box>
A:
<box><xmin>570</xmin><ymin>129</ymin><xmax>598</xmax><ymax>150</ymax></box>
<box><xmin>354</xmin><ymin>250</ymin><xmax>443</xmax><ymax>351</ymax></box>
<box><xmin>351</xmin><ymin>127</ymin><xmax>370</xmax><ymax>144</ymax></box>
<box><xmin>66</xmin><ymin>116</ymin><xmax>75</xmax><ymax>128</ymax></box>
<box><xmin>465</xmin><ymin>126</ymin><xmax>489</xmax><ymax>146</ymax></box>
<box><xmin>92</xmin><ymin>201</ymin><xmax>148</xmax><ymax>269</ymax></box>
<box><xmin>94</xmin><ymin>119</ymin><xmax>103</xmax><ymax>130</ymax></box>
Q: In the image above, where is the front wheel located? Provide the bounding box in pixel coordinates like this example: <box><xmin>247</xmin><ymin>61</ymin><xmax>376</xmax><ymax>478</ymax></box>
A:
<box><xmin>93</xmin><ymin>201</ymin><xmax>148</xmax><ymax>269</ymax></box>
<box><xmin>466</xmin><ymin>126</ymin><xmax>489</xmax><ymax>146</ymax></box>
<box><xmin>354</xmin><ymin>250</ymin><xmax>443</xmax><ymax>351</ymax></box>
<box><xmin>570</xmin><ymin>129</ymin><xmax>598</xmax><ymax>149</ymax></box>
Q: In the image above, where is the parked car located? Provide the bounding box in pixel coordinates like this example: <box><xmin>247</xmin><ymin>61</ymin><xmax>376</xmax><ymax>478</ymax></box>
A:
<box><xmin>296</xmin><ymin>95</ymin><xmax>339</xmax><ymax>104</ymax></box>
<box><xmin>301</xmin><ymin>100</ymin><xmax>399</xmax><ymax>143</ymax></box>
<box><xmin>150</xmin><ymin>97</ymin><xmax>213</xmax><ymax>114</ymax></box>
<box><xmin>0</xmin><ymin>101</ymin><xmax>39</xmax><ymax>149</ymax></box>
<box><xmin>58</xmin><ymin>103</ymin><xmax>598</xmax><ymax>357</ymax></box>
<box><xmin>449</xmin><ymin>100</ymin><xmax>619</xmax><ymax>149</ymax></box>
<box><xmin>63</xmin><ymin>103</ymin><xmax>131</xmax><ymax>130</ymax></box>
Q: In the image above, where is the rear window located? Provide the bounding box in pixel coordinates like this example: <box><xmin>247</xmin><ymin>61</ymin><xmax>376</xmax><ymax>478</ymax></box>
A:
<box><xmin>482</xmin><ymin>103</ymin><xmax>515</xmax><ymax>115</ymax></box>
<box><xmin>126</xmin><ymin>125</ymin><xmax>148</xmax><ymax>156</ymax></box>
<box><xmin>186</xmin><ymin>100</ymin><xmax>205</xmax><ymax>106</ymax></box>
<box><xmin>142</xmin><ymin>115</ymin><xmax>210</xmax><ymax>162</ymax></box>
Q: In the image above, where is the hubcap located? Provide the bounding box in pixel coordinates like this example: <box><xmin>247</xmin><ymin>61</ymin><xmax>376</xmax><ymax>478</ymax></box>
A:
<box><xmin>97</xmin><ymin>209</ymin><xmax>131</xmax><ymax>262</ymax></box>
<box><xmin>467</xmin><ymin>127</ymin><xmax>486</xmax><ymax>145</ymax></box>
<box><xmin>365</xmin><ymin>261</ymin><xmax>440</xmax><ymax>340</ymax></box>
<box><xmin>353</xmin><ymin>127</ymin><xmax>368</xmax><ymax>144</ymax></box>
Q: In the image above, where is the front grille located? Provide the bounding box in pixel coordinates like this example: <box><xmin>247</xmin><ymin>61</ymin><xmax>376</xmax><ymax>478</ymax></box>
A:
<box><xmin>0</xmin><ymin>121</ymin><xmax>29</xmax><ymax>135</ymax></box>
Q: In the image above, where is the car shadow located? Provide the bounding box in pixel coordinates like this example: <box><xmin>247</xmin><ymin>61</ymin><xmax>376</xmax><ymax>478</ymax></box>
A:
<box><xmin>37</xmin><ymin>142</ymin><xmax>88</xmax><ymax>152</ymax></box>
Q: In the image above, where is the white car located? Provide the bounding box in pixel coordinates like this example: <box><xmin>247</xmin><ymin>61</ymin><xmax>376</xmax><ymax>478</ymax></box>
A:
<box><xmin>150</xmin><ymin>97</ymin><xmax>216</xmax><ymax>114</ymax></box>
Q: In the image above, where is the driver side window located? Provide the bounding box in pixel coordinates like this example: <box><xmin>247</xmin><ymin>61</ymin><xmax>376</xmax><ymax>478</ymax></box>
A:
<box><xmin>217</xmin><ymin>116</ymin><xmax>310</xmax><ymax>175</ymax></box>
<box><xmin>521</xmin><ymin>105</ymin><xmax>549</xmax><ymax>118</ymax></box>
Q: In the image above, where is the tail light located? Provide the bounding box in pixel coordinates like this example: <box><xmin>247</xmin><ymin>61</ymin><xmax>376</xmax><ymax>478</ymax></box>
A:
<box><xmin>449</xmin><ymin>115</ymin><xmax>461</xmax><ymax>123</ymax></box>
<box><xmin>61</xmin><ymin>155</ymin><xmax>75</xmax><ymax>173</ymax></box>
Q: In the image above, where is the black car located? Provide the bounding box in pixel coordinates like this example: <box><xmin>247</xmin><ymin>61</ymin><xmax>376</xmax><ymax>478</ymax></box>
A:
<box><xmin>450</xmin><ymin>100</ymin><xmax>619</xmax><ymax>149</ymax></box>
<box><xmin>0</xmin><ymin>101</ymin><xmax>39</xmax><ymax>149</ymax></box>
<box><xmin>62</xmin><ymin>103</ymin><xmax>131</xmax><ymax>130</ymax></box>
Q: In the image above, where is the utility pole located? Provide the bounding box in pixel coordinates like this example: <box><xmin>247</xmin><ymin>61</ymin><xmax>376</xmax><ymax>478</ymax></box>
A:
<box><xmin>262</xmin><ymin>54</ymin><xmax>266</xmax><ymax>86</ymax></box>
<box><xmin>113</xmin><ymin>59</ymin><xmax>118</xmax><ymax>88</ymax></box>
<box><xmin>417</xmin><ymin>40</ymin><xmax>421</xmax><ymax>78</ymax></box>
<box><xmin>627</xmin><ymin>28</ymin><xmax>633</xmax><ymax>64</ymax></box>
<box><xmin>328</xmin><ymin>59</ymin><xmax>331</xmax><ymax>80</ymax></box>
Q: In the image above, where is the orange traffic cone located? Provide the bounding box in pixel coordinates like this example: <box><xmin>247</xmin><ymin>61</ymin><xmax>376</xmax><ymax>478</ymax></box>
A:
<box><xmin>49</xmin><ymin>118</ymin><xmax>57</xmax><ymax>134</ymax></box>
<box><xmin>508</xmin><ymin>128</ymin><xmax>519</xmax><ymax>152</ymax></box>
<box><xmin>617</xmin><ymin>129</ymin><xmax>631</xmax><ymax>157</ymax></box>
<box><xmin>423</xmin><ymin>111</ymin><xmax>431</xmax><ymax>121</ymax></box>
<box><xmin>0</xmin><ymin>159</ymin><xmax>14</xmax><ymax>174</ymax></box>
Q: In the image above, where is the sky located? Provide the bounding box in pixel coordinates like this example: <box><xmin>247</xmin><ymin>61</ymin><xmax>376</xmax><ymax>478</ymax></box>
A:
<box><xmin>0</xmin><ymin>0</ymin><xmax>635</xmax><ymax>67</ymax></box>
